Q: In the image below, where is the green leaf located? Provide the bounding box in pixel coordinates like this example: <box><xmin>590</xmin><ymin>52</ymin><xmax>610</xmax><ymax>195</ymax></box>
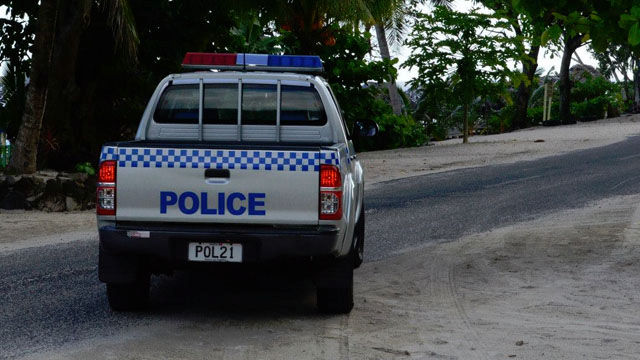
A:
<box><xmin>541</xmin><ymin>29</ymin><xmax>550</xmax><ymax>46</ymax></box>
<box><xmin>513</xmin><ymin>76</ymin><xmax>521</xmax><ymax>88</ymax></box>
<box><xmin>582</xmin><ymin>33</ymin><xmax>590</xmax><ymax>43</ymax></box>
<box><xmin>629</xmin><ymin>22</ymin><xmax>640</xmax><ymax>46</ymax></box>
<box><xmin>620</xmin><ymin>14</ymin><xmax>638</xmax><ymax>29</ymax></box>
<box><xmin>632</xmin><ymin>6</ymin><xmax>640</xmax><ymax>18</ymax></box>
<box><xmin>541</xmin><ymin>25</ymin><xmax>562</xmax><ymax>46</ymax></box>
<box><xmin>552</xmin><ymin>12</ymin><xmax>567</xmax><ymax>22</ymax></box>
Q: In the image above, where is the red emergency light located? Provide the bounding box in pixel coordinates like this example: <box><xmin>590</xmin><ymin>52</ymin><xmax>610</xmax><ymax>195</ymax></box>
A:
<box><xmin>182</xmin><ymin>53</ymin><xmax>237</xmax><ymax>67</ymax></box>
<box><xmin>181</xmin><ymin>52</ymin><xmax>323</xmax><ymax>73</ymax></box>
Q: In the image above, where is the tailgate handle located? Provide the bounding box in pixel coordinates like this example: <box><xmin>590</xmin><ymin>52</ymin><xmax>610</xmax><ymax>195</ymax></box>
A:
<box><xmin>205</xmin><ymin>169</ymin><xmax>230</xmax><ymax>179</ymax></box>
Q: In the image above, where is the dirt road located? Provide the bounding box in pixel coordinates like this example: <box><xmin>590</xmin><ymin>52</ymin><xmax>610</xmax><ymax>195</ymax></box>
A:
<box><xmin>19</xmin><ymin>195</ymin><xmax>640</xmax><ymax>359</ymax></box>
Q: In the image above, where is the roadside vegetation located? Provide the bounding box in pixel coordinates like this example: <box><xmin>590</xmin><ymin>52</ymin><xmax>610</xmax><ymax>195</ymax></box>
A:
<box><xmin>1</xmin><ymin>0</ymin><xmax>640</xmax><ymax>173</ymax></box>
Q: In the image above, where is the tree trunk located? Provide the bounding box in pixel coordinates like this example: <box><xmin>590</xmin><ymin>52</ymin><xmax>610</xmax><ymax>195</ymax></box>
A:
<box><xmin>558</xmin><ymin>34</ymin><xmax>582</xmax><ymax>125</ymax></box>
<box><xmin>611</xmin><ymin>68</ymin><xmax>626</xmax><ymax>101</ymax></box>
<box><xmin>374</xmin><ymin>23</ymin><xmax>403</xmax><ymax>116</ymax></box>
<box><xmin>8</xmin><ymin>0</ymin><xmax>59</xmax><ymax>174</ymax></box>
<box><xmin>463</xmin><ymin>102</ymin><xmax>469</xmax><ymax>144</ymax></box>
<box><xmin>513</xmin><ymin>45</ymin><xmax>540</xmax><ymax>129</ymax></box>
<box><xmin>39</xmin><ymin>0</ymin><xmax>92</xmax><ymax>169</ymax></box>
<box><xmin>634</xmin><ymin>57</ymin><xmax>640</xmax><ymax>112</ymax></box>
<box><xmin>622</xmin><ymin>63</ymin><xmax>630</xmax><ymax>104</ymax></box>
<box><xmin>8</xmin><ymin>0</ymin><xmax>92</xmax><ymax>172</ymax></box>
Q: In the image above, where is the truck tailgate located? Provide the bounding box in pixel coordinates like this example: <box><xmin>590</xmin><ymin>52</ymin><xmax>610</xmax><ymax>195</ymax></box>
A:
<box><xmin>101</xmin><ymin>146</ymin><xmax>338</xmax><ymax>225</ymax></box>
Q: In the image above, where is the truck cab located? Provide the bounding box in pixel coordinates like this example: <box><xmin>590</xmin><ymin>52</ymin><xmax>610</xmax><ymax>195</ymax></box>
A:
<box><xmin>97</xmin><ymin>53</ymin><xmax>377</xmax><ymax>313</ymax></box>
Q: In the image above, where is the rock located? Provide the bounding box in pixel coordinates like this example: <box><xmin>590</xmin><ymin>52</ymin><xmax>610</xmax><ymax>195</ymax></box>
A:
<box><xmin>71</xmin><ymin>172</ymin><xmax>89</xmax><ymax>183</ymax></box>
<box><xmin>44</xmin><ymin>178</ymin><xmax>63</xmax><ymax>195</ymax></box>
<box><xmin>26</xmin><ymin>194</ymin><xmax>42</xmax><ymax>202</ymax></box>
<box><xmin>13</xmin><ymin>176</ymin><xmax>46</xmax><ymax>198</ymax></box>
<box><xmin>36</xmin><ymin>179</ymin><xmax>66</xmax><ymax>212</ymax></box>
<box><xmin>65</xmin><ymin>196</ymin><xmax>80</xmax><ymax>211</ymax></box>
<box><xmin>36</xmin><ymin>193</ymin><xmax>66</xmax><ymax>212</ymax></box>
<box><xmin>75</xmin><ymin>175</ymin><xmax>97</xmax><ymax>210</ymax></box>
<box><xmin>1</xmin><ymin>172</ymin><xmax>97</xmax><ymax>211</ymax></box>
<box><xmin>37</xmin><ymin>170</ymin><xmax>58</xmax><ymax>178</ymax></box>
<box><xmin>61</xmin><ymin>178</ymin><xmax>77</xmax><ymax>197</ymax></box>
<box><xmin>0</xmin><ymin>178</ymin><xmax>8</xmax><ymax>200</ymax></box>
<box><xmin>5</xmin><ymin>175</ymin><xmax>19</xmax><ymax>186</ymax></box>
<box><xmin>0</xmin><ymin>190</ymin><xmax>28</xmax><ymax>210</ymax></box>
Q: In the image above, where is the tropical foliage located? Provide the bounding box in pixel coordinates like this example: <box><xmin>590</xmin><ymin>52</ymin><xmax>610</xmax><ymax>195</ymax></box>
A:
<box><xmin>404</xmin><ymin>6</ymin><xmax>518</xmax><ymax>143</ymax></box>
<box><xmin>1</xmin><ymin>0</ymin><xmax>640</xmax><ymax>172</ymax></box>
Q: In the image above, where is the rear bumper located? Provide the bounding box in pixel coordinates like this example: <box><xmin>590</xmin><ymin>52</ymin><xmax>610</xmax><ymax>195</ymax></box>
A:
<box><xmin>99</xmin><ymin>222</ymin><xmax>340</xmax><ymax>273</ymax></box>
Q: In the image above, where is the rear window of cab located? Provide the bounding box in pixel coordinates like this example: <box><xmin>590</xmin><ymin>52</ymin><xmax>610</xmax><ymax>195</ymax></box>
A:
<box><xmin>153</xmin><ymin>82</ymin><xmax>327</xmax><ymax>126</ymax></box>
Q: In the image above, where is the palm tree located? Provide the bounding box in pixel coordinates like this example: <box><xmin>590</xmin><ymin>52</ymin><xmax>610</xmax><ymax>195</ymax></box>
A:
<box><xmin>8</xmin><ymin>0</ymin><xmax>138</xmax><ymax>174</ymax></box>
<box><xmin>371</xmin><ymin>0</ymin><xmax>451</xmax><ymax>115</ymax></box>
<box><xmin>261</xmin><ymin>0</ymin><xmax>396</xmax><ymax>54</ymax></box>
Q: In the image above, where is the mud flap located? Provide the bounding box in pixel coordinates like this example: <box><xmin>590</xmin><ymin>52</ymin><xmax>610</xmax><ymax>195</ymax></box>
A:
<box><xmin>98</xmin><ymin>243</ymin><xmax>141</xmax><ymax>284</ymax></box>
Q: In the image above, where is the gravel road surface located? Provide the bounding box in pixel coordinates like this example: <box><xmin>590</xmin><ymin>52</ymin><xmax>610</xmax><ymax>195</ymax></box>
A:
<box><xmin>365</xmin><ymin>135</ymin><xmax>640</xmax><ymax>261</ymax></box>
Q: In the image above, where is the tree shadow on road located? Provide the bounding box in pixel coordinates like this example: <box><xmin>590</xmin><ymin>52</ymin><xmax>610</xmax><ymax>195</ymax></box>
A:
<box><xmin>147</xmin><ymin>263</ymin><xmax>320</xmax><ymax>319</ymax></box>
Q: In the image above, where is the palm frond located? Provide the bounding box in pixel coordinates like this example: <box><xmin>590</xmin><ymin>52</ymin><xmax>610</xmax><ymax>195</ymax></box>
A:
<box><xmin>428</xmin><ymin>0</ymin><xmax>452</xmax><ymax>9</ymax></box>
<box><xmin>1</xmin><ymin>65</ymin><xmax>20</xmax><ymax>105</ymax></box>
<box><xmin>101</xmin><ymin>0</ymin><xmax>139</xmax><ymax>61</ymax></box>
<box><xmin>528</xmin><ymin>66</ymin><xmax>556</xmax><ymax>108</ymax></box>
<box><xmin>383</xmin><ymin>5</ymin><xmax>409</xmax><ymax>50</ymax></box>
<box><xmin>0</xmin><ymin>61</ymin><xmax>27</xmax><ymax>134</ymax></box>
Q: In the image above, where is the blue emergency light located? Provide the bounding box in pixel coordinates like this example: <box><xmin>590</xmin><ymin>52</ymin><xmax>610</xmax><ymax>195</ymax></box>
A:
<box><xmin>182</xmin><ymin>53</ymin><xmax>323</xmax><ymax>73</ymax></box>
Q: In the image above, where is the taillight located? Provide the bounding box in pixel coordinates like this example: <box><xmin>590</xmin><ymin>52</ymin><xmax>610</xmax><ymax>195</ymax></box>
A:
<box><xmin>97</xmin><ymin>160</ymin><xmax>116</xmax><ymax>216</ymax></box>
<box><xmin>319</xmin><ymin>164</ymin><xmax>342</xmax><ymax>220</ymax></box>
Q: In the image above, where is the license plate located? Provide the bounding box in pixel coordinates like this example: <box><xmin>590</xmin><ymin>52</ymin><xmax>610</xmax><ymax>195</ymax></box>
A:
<box><xmin>188</xmin><ymin>242</ymin><xmax>242</xmax><ymax>263</ymax></box>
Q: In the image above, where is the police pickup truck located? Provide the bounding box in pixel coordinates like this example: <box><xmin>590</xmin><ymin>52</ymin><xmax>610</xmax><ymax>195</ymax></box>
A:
<box><xmin>97</xmin><ymin>53</ymin><xmax>377</xmax><ymax>314</ymax></box>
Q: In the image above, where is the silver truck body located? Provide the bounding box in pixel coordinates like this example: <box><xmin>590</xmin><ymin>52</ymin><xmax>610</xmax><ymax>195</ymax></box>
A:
<box><xmin>98</xmin><ymin>71</ymin><xmax>364</xmax><ymax>260</ymax></box>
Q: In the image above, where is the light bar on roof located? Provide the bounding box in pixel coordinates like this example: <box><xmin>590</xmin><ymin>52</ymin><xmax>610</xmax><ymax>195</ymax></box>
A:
<box><xmin>181</xmin><ymin>53</ymin><xmax>323</xmax><ymax>73</ymax></box>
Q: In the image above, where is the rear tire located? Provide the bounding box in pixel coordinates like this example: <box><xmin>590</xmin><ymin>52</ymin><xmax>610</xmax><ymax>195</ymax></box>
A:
<box><xmin>106</xmin><ymin>275</ymin><xmax>150</xmax><ymax>311</ymax></box>
<box><xmin>316</xmin><ymin>256</ymin><xmax>354</xmax><ymax>314</ymax></box>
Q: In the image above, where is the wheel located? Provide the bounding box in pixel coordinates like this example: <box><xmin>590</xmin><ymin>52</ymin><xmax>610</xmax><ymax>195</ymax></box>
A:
<box><xmin>106</xmin><ymin>275</ymin><xmax>150</xmax><ymax>311</ymax></box>
<box><xmin>353</xmin><ymin>207</ymin><xmax>365</xmax><ymax>269</ymax></box>
<box><xmin>316</xmin><ymin>256</ymin><xmax>354</xmax><ymax>314</ymax></box>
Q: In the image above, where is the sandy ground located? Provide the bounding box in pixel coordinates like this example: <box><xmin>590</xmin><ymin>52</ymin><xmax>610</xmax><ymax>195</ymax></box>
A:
<box><xmin>0</xmin><ymin>210</ymin><xmax>96</xmax><ymax>252</ymax></box>
<box><xmin>24</xmin><ymin>194</ymin><xmax>640</xmax><ymax>359</ymax></box>
<box><xmin>5</xmin><ymin>116</ymin><xmax>640</xmax><ymax>359</ymax></box>
<box><xmin>360</xmin><ymin>115</ymin><xmax>640</xmax><ymax>188</ymax></box>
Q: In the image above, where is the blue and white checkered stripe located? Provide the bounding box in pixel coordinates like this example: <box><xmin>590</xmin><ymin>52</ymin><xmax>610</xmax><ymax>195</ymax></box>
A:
<box><xmin>100</xmin><ymin>146</ymin><xmax>339</xmax><ymax>172</ymax></box>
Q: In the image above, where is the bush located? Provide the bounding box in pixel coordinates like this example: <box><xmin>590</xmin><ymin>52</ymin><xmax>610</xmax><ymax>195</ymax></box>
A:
<box><xmin>571</xmin><ymin>97</ymin><xmax>609</xmax><ymax>121</ymax></box>
<box><xmin>485</xmin><ymin>105</ymin><xmax>514</xmax><ymax>134</ymax></box>
<box><xmin>357</xmin><ymin>113</ymin><xmax>427</xmax><ymax>150</ymax></box>
<box><xmin>426</xmin><ymin>120</ymin><xmax>448</xmax><ymax>141</ymax></box>
<box><xmin>527</xmin><ymin>106</ymin><xmax>544</xmax><ymax>125</ymax></box>
<box><xmin>571</xmin><ymin>75</ymin><xmax>623</xmax><ymax>121</ymax></box>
